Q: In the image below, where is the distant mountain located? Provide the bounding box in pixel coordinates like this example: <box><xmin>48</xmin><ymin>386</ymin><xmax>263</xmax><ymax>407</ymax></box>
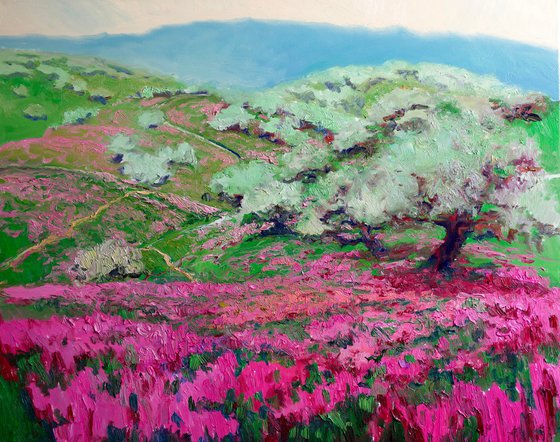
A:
<box><xmin>0</xmin><ymin>20</ymin><xmax>557</xmax><ymax>98</ymax></box>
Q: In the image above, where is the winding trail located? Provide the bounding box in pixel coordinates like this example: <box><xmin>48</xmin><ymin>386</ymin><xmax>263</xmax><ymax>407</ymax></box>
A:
<box><xmin>163</xmin><ymin>121</ymin><xmax>241</xmax><ymax>159</ymax></box>
<box><xmin>0</xmin><ymin>165</ymin><xmax>129</xmax><ymax>184</ymax></box>
<box><xmin>0</xmin><ymin>190</ymin><xmax>153</xmax><ymax>270</ymax></box>
<box><xmin>141</xmin><ymin>246</ymin><xmax>195</xmax><ymax>281</ymax></box>
<box><xmin>0</xmin><ymin>165</ymin><xmax>219</xmax><ymax>280</ymax></box>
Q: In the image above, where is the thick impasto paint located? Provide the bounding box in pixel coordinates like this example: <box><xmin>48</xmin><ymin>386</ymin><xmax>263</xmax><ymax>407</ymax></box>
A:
<box><xmin>0</xmin><ymin>1</ymin><xmax>559</xmax><ymax>440</ymax></box>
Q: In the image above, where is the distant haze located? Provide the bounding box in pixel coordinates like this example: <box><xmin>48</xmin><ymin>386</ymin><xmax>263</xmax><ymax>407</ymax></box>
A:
<box><xmin>0</xmin><ymin>0</ymin><xmax>557</xmax><ymax>49</ymax></box>
<box><xmin>0</xmin><ymin>21</ymin><xmax>557</xmax><ymax>98</ymax></box>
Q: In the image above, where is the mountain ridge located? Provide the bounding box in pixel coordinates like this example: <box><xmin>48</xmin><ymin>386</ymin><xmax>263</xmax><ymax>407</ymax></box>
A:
<box><xmin>0</xmin><ymin>20</ymin><xmax>557</xmax><ymax>98</ymax></box>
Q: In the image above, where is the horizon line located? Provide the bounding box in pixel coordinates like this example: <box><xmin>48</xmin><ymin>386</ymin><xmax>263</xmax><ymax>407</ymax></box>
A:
<box><xmin>0</xmin><ymin>0</ymin><xmax>557</xmax><ymax>49</ymax></box>
<box><xmin>0</xmin><ymin>19</ymin><xmax>557</xmax><ymax>54</ymax></box>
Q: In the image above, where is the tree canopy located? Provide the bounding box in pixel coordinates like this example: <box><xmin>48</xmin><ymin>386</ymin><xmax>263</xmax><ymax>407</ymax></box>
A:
<box><xmin>210</xmin><ymin>62</ymin><xmax>559</xmax><ymax>269</ymax></box>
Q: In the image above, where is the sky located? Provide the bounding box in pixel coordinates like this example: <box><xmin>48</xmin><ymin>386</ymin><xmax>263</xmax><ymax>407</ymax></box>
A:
<box><xmin>0</xmin><ymin>0</ymin><xmax>558</xmax><ymax>49</ymax></box>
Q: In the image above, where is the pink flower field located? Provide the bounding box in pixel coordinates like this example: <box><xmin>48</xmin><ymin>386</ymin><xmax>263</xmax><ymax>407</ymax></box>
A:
<box><xmin>2</xmin><ymin>263</ymin><xmax>560</xmax><ymax>441</ymax></box>
<box><xmin>0</xmin><ymin>40</ymin><xmax>559</xmax><ymax>442</ymax></box>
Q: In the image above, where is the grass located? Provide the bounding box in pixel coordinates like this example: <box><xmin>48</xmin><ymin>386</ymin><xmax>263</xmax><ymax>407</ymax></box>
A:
<box><xmin>0</xmin><ymin>377</ymin><xmax>51</xmax><ymax>442</ymax></box>
<box><xmin>0</xmin><ymin>48</ymin><xmax>558</xmax><ymax>289</ymax></box>
<box><xmin>0</xmin><ymin>49</ymin><xmax>183</xmax><ymax>144</ymax></box>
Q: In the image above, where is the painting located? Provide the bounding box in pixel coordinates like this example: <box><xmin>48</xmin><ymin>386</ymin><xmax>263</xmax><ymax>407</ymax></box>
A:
<box><xmin>0</xmin><ymin>1</ymin><xmax>558</xmax><ymax>440</ymax></box>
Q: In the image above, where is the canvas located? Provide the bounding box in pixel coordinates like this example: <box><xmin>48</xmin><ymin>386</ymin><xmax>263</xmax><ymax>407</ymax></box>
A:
<box><xmin>0</xmin><ymin>1</ymin><xmax>559</xmax><ymax>440</ymax></box>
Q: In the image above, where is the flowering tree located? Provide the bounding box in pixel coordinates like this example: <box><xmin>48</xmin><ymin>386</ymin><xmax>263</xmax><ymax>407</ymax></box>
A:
<box><xmin>368</xmin><ymin>111</ymin><xmax>555</xmax><ymax>270</ymax></box>
<box><xmin>211</xmin><ymin>63</ymin><xmax>558</xmax><ymax>270</ymax></box>
<box><xmin>72</xmin><ymin>239</ymin><xmax>144</xmax><ymax>281</ymax></box>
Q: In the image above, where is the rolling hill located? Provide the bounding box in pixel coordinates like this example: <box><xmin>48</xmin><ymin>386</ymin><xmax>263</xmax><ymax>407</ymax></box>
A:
<box><xmin>0</xmin><ymin>49</ymin><xmax>560</xmax><ymax>441</ymax></box>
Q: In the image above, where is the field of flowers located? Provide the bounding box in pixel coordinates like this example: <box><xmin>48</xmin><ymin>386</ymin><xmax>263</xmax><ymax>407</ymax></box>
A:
<box><xmin>1</xmin><ymin>49</ymin><xmax>559</xmax><ymax>441</ymax></box>
<box><xmin>1</xmin><ymin>259</ymin><xmax>560</xmax><ymax>441</ymax></box>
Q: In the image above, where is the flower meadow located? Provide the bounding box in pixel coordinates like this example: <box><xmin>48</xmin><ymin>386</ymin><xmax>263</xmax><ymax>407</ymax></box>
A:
<box><xmin>1</xmin><ymin>263</ymin><xmax>560</xmax><ymax>441</ymax></box>
<box><xmin>1</xmin><ymin>48</ymin><xmax>559</xmax><ymax>442</ymax></box>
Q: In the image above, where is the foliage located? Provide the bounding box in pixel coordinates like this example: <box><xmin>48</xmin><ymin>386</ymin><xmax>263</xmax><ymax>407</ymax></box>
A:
<box><xmin>211</xmin><ymin>63</ymin><xmax>559</xmax><ymax>266</ymax></box>
<box><xmin>62</xmin><ymin>107</ymin><xmax>99</xmax><ymax>125</ymax></box>
<box><xmin>72</xmin><ymin>239</ymin><xmax>144</xmax><ymax>281</ymax></box>
<box><xmin>107</xmin><ymin>135</ymin><xmax>198</xmax><ymax>185</ymax></box>
<box><xmin>0</xmin><ymin>49</ymin><xmax>183</xmax><ymax>144</ymax></box>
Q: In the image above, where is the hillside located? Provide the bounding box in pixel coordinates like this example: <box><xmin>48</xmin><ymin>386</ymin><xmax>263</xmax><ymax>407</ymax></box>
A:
<box><xmin>0</xmin><ymin>50</ymin><xmax>560</xmax><ymax>441</ymax></box>
<box><xmin>0</xmin><ymin>20</ymin><xmax>557</xmax><ymax>97</ymax></box>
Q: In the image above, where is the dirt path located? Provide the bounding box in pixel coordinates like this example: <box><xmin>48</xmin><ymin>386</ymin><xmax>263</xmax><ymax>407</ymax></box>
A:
<box><xmin>1</xmin><ymin>165</ymin><xmax>220</xmax><ymax>214</ymax></box>
<box><xmin>0</xmin><ymin>165</ymin><xmax>128</xmax><ymax>185</ymax></box>
<box><xmin>0</xmin><ymin>190</ymin><xmax>154</xmax><ymax>270</ymax></box>
<box><xmin>141</xmin><ymin>246</ymin><xmax>195</xmax><ymax>281</ymax></box>
<box><xmin>163</xmin><ymin>121</ymin><xmax>241</xmax><ymax>159</ymax></box>
<box><xmin>0</xmin><ymin>166</ymin><xmax>220</xmax><ymax>280</ymax></box>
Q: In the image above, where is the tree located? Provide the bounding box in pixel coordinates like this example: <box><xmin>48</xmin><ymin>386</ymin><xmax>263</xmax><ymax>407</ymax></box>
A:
<box><xmin>210</xmin><ymin>63</ymin><xmax>558</xmax><ymax>270</ymax></box>
<box><xmin>374</xmin><ymin>111</ymin><xmax>552</xmax><ymax>270</ymax></box>
<box><xmin>72</xmin><ymin>239</ymin><xmax>144</xmax><ymax>281</ymax></box>
<box><xmin>107</xmin><ymin>135</ymin><xmax>198</xmax><ymax>185</ymax></box>
<box><xmin>62</xmin><ymin>107</ymin><xmax>99</xmax><ymax>125</ymax></box>
<box><xmin>138</xmin><ymin>110</ymin><xmax>165</xmax><ymax>129</ymax></box>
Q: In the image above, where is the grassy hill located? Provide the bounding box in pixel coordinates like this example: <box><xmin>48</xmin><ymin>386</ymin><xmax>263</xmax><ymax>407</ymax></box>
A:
<box><xmin>0</xmin><ymin>50</ymin><xmax>559</xmax><ymax>287</ymax></box>
<box><xmin>1</xmin><ymin>49</ymin><xmax>560</xmax><ymax>441</ymax></box>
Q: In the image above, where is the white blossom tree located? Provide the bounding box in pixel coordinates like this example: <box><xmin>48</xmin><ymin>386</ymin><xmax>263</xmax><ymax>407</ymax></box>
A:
<box><xmin>211</xmin><ymin>63</ymin><xmax>558</xmax><ymax>270</ymax></box>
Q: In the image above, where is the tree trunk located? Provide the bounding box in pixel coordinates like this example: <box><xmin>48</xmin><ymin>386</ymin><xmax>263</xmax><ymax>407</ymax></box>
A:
<box><xmin>260</xmin><ymin>208</ymin><xmax>296</xmax><ymax>236</ymax></box>
<box><xmin>429</xmin><ymin>214</ymin><xmax>473</xmax><ymax>271</ymax></box>
<box><xmin>325</xmin><ymin>223</ymin><xmax>385</xmax><ymax>257</ymax></box>
<box><xmin>260</xmin><ymin>217</ymin><xmax>295</xmax><ymax>236</ymax></box>
<box><xmin>358</xmin><ymin>224</ymin><xmax>385</xmax><ymax>256</ymax></box>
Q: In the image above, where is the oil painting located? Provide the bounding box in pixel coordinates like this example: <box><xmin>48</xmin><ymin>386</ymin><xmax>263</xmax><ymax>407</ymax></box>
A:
<box><xmin>0</xmin><ymin>1</ymin><xmax>559</xmax><ymax>440</ymax></box>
